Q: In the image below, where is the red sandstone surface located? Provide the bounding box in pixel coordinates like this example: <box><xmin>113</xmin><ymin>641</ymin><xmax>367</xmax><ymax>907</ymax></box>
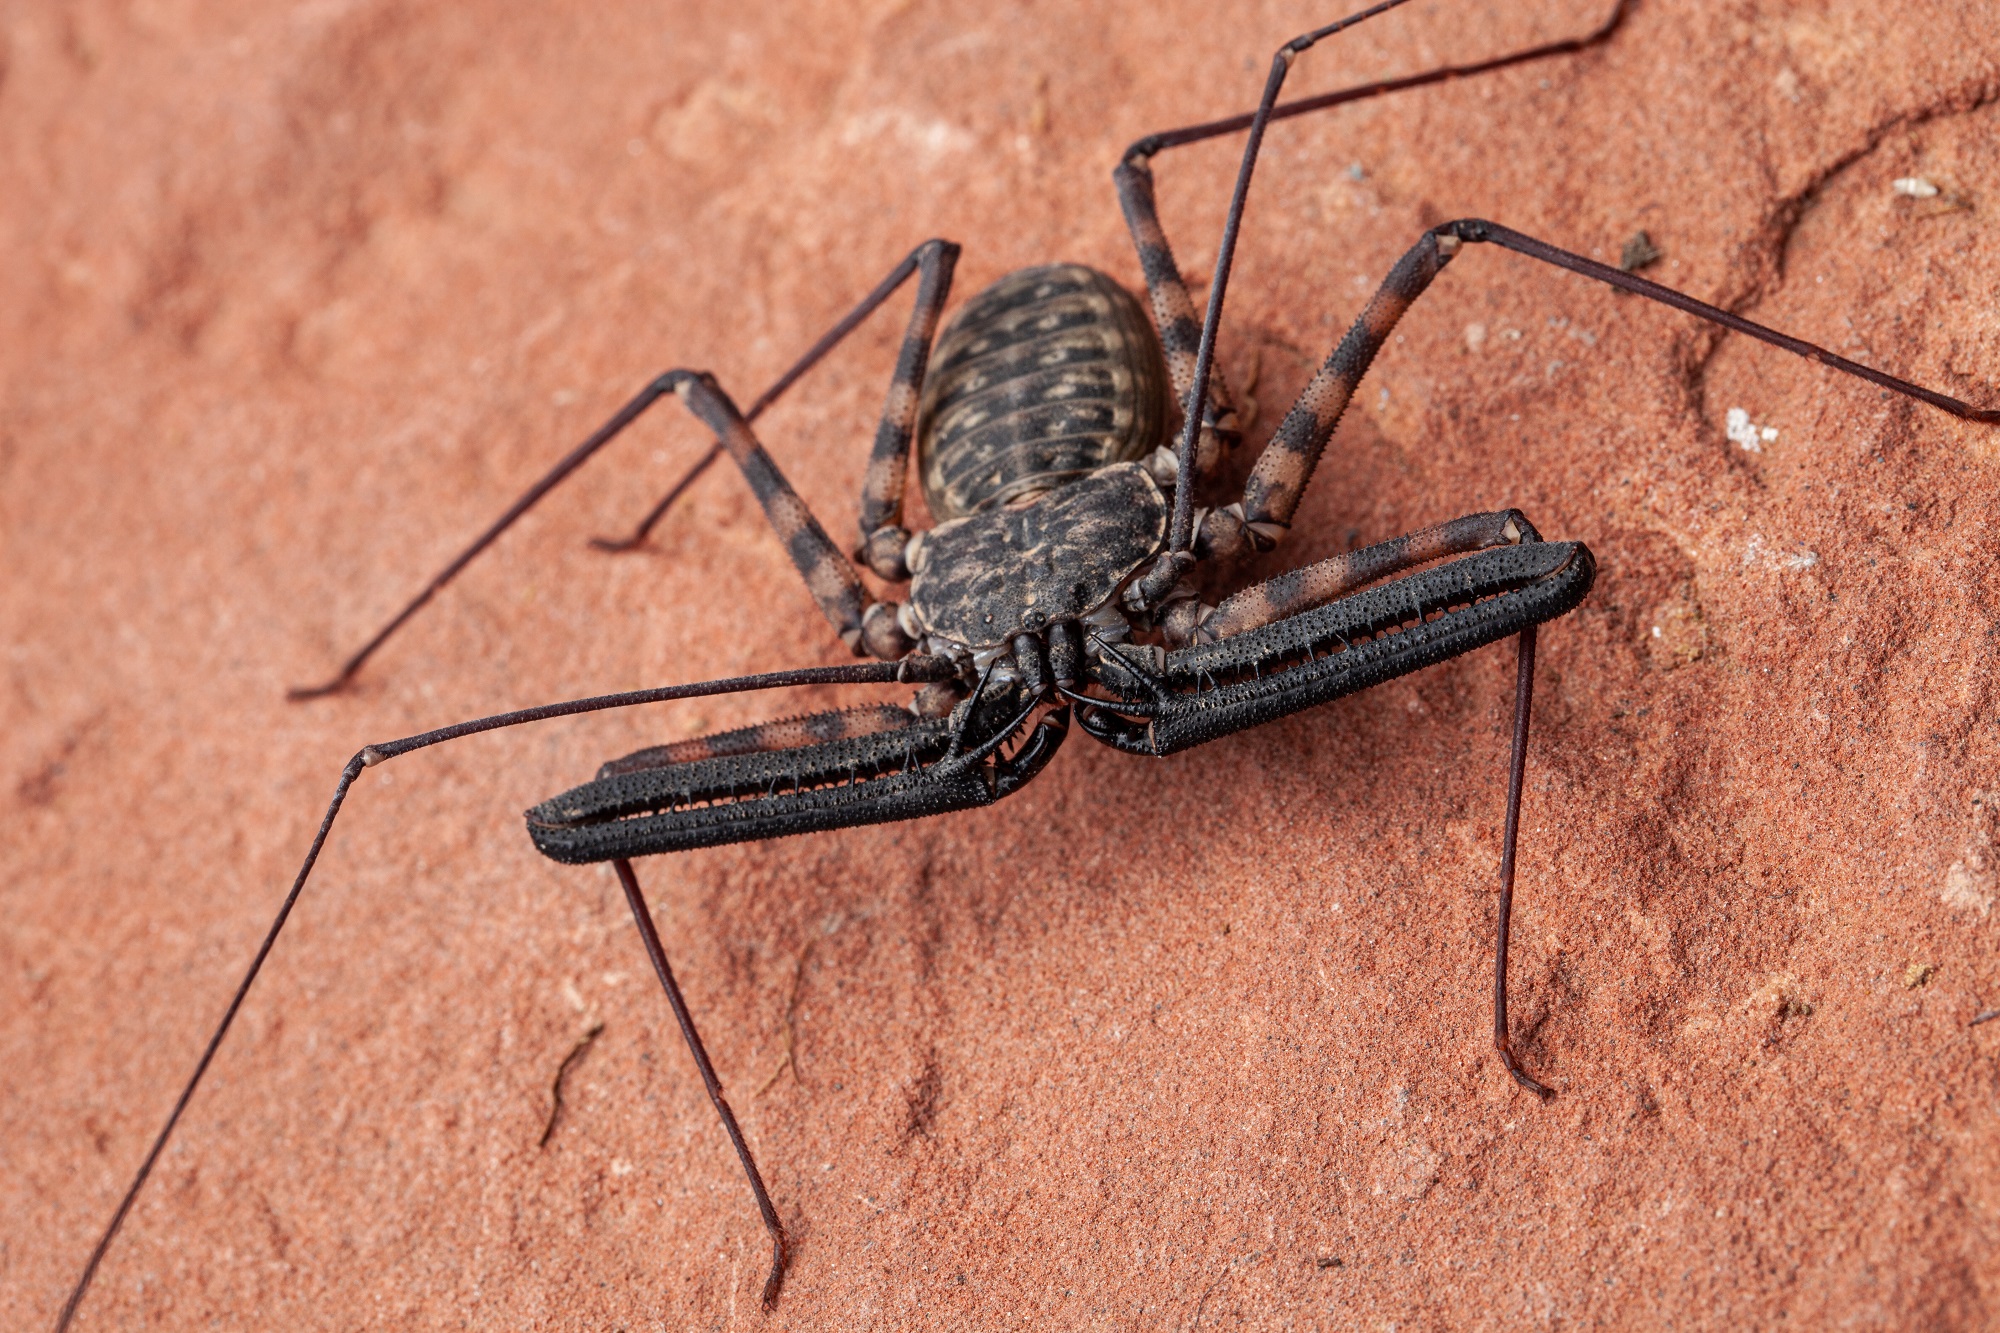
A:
<box><xmin>5</xmin><ymin>1</ymin><xmax>2000</xmax><ymax>1328</ymax></box>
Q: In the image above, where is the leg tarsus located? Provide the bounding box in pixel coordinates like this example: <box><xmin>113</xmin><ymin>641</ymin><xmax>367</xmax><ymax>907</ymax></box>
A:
<box><xmin>1498</xmin><ymin>1044</ymin><xmax>1553</xmax><ymax>1099</ymax></box>
<box><xmin>52</xmin><ymin>755</ymin><xmax>369</xmax><ymax>1332</ymax></box>
<box><xmin>590</xmin><ymin>443</ymin><xmax>722</xmax><ymax>553</ymax></box>
<box><xmin>1440</xmin><ymin>218</ymin><xmax>2000</xmax><ymax>424</ymax></box>
<box><xmin>1226</xmin><ymin>203</ymin><xmax>1999</xmax><ymax>567</ymax></box>
<box><xmin>1492</xmin><ymin>626</ymin><xmax>1553</xmax><ymax>1099</ymax></box>
<box><xmin>286</xmin><ymin>373</ymin><xmax>686</xmax><ymax>699</ymax></box>
<box><xmin>59</xmin><ymin>663</ymin><xmax>965</xmax><ymax>1330</ymax></box>
<box><xmin>613</xmin><ymin>859</ymin><xmax>791</xmax><ymax>1308</ymax></box>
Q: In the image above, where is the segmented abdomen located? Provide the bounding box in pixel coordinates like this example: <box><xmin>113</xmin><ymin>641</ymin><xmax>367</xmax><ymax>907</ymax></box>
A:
<box><xmin>916</xmin><ymin>264</ymin><xmax>1169</xmax><ymax>520</ymax></box>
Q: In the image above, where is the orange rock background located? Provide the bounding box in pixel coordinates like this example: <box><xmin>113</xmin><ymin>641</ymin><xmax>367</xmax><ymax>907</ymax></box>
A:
<box><xmin>5</xmin><ymin>0</ymin><xmax>1999</xmax><ymax>1327</ymax></box>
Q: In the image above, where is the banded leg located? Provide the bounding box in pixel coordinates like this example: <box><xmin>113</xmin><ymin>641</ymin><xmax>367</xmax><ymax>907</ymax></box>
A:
<box><xmin>1107</xmin><ymin>0</ymin><xmax>1622</xmax><ymax>490</ymax></box>
<box><xmin>1171</xmin><ymin>509</ymin><xmax>1537</xmax><ymax>646</ymax></box>
<box><xmin>1219</xmin><ymin>216</ymin><xmax>2000</xmax><ymax>567</ymax></box>
<box><xmin>613</xmin><ymin>859</ymin><xmax>790</xmax><ymax>1306</ymax></box>
<box><xmin>1111</xmin><ymin>0</ymin><xmax>1629</xmax><ymax>601</ymax></box>
<box><xmin>598</xmin><ymin>239</ymin><xmax>960</xmax><ymax>564</ymax></box>
<box><xmin>293</xmin><ymin>239</ymin><xmax>959</xmax><ymax>697</ymax></box>
<box><xmin>1112</xmin><ymin>156</ymin><xmax>1242</xmax><ymax>486</ymax></box>
<box><xmin>1237</xmin><ymin>229</ymin><xmax>1457</xmax><ymax>540</ymax></box>
<box><xmin>1494</xmin><ymin>628</ymin><xmax>1548</xmax><ymax>1095</ymax></box>
<box><xmin>854</xmin><ymin>239</ymin><xmax>959</xmax><ymax>579</ymax></box>
<box><xmin>666</xmin><ymin>370</ymin><xmax>912</xmax><ymax>659</ymax></box>
<box><xmin>1141</xmin><ymin>0</ymin><xmax>1992</xmax><ymax>586</ymax></box>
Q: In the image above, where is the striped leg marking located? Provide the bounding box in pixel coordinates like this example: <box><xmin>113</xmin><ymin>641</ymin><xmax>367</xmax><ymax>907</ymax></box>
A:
<box><xmin>1194</xmin><ymin>510</ymin><xmax>1538</xmax><ymax>644</ymax></box>
<box><xmin>1113</xmin><ymin>156</ymin><xmax>1240</xmax><ymax>485</ymax></box>
<box><xmin>856</xmin><ymin>239</ymin><xmax>960</xmax><ymax>579</ymax></box>
<box><xmin>1241</xmin><ymin>230</ymin><xmax>1456</xmax><ymax>540</ymax></box>
<box><xmin>669</xmin><ymin>372</ymin><xmax>910</xmax><ymax>659</ymax></box>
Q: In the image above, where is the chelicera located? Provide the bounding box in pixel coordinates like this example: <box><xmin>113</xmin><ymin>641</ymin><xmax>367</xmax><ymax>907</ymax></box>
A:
<box><xmin>56</xmin><ymin>0</ymin><xmax>1998</xmax><ymax>1324</ymax></box>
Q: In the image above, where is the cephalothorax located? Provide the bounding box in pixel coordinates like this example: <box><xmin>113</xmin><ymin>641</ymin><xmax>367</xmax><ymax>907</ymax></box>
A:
<box><xmin>55</xmin><ymin>0</ymin><xmax>1999</xmax><ymax>1325</ymax></box>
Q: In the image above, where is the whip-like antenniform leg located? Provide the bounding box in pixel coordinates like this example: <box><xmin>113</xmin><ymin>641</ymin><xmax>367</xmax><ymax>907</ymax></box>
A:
<box><xmin>1097</xmin><ymin>0</ymin><xmax>1991</xmax><ymax>1101</ymax></box>
<box><xmin>51</xmin><ymin>655</ymin><xmax>956</xmax><ymax>1331</ymax></box>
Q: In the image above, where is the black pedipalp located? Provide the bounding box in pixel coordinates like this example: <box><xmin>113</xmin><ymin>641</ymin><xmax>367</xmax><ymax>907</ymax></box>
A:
<box><xmin>526</xmin><ymin>681</ymin><xmax>1066</xmax><ymax>863</ymax></box>
<box><xmin>1079</xmin><ymin>542</ymin><xmax>1594</xmax><ymax>755</ymax></box>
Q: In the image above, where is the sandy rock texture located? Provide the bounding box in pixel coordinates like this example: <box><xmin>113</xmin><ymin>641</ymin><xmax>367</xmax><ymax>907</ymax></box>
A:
<box><xmin>5</xmin><ymin>0</ymin><xmax>2000</xmax><ymax>1327</ymax></box>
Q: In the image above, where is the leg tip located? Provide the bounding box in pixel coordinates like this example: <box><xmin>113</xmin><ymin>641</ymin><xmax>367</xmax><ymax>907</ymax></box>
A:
<box><xmin>1499</xmin><ymin>1048</ymin><xmax>1554</xmax><ymax>1100</ymax></box>
<box><xmin>759</xmin><ymin>1234</ymin><xmax>789</xmax><ymax>1309</ymax></box>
